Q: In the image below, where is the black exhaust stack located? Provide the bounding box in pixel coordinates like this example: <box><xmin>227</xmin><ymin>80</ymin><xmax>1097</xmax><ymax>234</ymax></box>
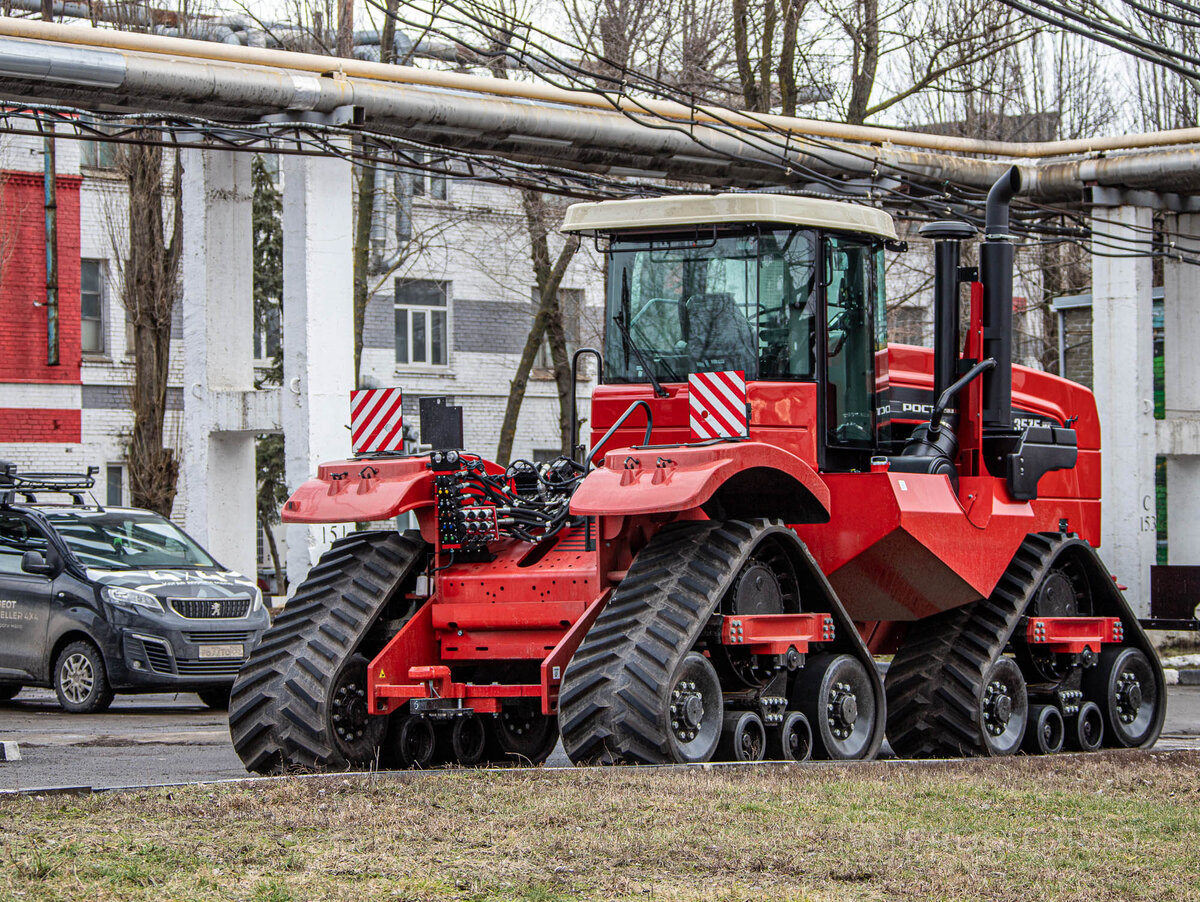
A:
<box><xmin>980</xmin><ymin>166</ymin><xmax>1021</xmax><ymax>431</ymax></box>
<box><xmin>918</xmin><ymin>220</ymin><xmax>976</xmax><ymax>404</ymax></box>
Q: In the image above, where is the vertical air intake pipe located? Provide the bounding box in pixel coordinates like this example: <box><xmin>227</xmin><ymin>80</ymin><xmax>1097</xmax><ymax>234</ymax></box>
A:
<box><xmin>918</xmin><ymin>220</ymin><xmax>976</xmax><ymax>404</ymax></box>
<box><xmin>980</xmin><ymin>166</ymin><xmax>1021</xmax><ymax>431</ymax></box>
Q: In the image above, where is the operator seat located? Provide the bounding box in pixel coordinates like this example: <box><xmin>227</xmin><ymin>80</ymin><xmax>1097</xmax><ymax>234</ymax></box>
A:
<box><xmin>684</xmin><ymin>292</ymin><xmax>757</xmax><ymax>374</ymax></box>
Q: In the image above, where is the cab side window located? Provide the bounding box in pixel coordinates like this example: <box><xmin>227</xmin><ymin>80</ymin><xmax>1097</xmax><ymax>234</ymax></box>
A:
<box><xmin>0</xmin><ymin>515</ymin><xmax>50</xmax><ymax>576</ymax></box>
<box><xmin>824</xmin><ymin>237</ymin><xmax>880</xmax><ymax>448</ymax></box>
<box><xmin>758</xmin><ymin>229</ymin><xmax>818</xmax><ymax>379</ymax></box>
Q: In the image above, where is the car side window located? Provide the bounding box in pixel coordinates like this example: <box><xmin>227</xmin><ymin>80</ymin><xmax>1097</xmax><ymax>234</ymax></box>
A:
<box><xmin>0</xmin><ymin>514</ymin><xmax>50</xmax><ymax>576</ymax></box>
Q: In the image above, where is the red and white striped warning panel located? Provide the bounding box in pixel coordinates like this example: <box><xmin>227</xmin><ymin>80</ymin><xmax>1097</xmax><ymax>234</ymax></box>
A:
<box><xmin>689</xmin><ymin>371</ymin><xmax>749</xmax><ymax>440</ymax></box>
<box><xmin>351</xmin><ymin>388</ymin><xmax>405</xmax><ymax>454</ymax></box>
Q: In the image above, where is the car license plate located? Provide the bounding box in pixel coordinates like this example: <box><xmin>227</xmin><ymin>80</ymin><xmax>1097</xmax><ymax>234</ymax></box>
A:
<box><xmin>198</xmin><ymin>644</ymin><xmax>243</xmax><ymax>659</ymax></box>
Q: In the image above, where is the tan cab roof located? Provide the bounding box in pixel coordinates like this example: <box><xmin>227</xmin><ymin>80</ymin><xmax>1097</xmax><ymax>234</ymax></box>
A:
<box><xmin>561</xmin><ymin>193</ymin><xmax>897</xmax><ymax>241</ymax></box>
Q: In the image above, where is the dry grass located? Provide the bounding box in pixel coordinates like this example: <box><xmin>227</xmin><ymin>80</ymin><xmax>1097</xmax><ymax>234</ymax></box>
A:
<box><xmin>2</xmin><ymin>751</ymin><xmax>1199</xmax><ymax>902</ymax></box>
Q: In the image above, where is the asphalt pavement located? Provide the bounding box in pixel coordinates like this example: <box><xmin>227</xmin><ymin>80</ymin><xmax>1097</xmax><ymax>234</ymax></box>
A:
<box><xmin>2</xmin><ymin>685</ymin><xmax>1198</xmax><ymax>792</ymax></box>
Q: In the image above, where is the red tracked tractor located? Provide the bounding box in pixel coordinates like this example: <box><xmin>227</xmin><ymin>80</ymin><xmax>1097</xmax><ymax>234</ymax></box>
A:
<box><xmin>229</xmin><ymin>167</ymin><xmax>1165</xmax><ymax>771</ymax></box>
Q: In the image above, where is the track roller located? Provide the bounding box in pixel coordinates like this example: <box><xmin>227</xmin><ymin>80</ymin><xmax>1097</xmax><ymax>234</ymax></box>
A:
<box><xmin>768</xmin><ymin>712</ymin><xmax>812</xmax><ymax>762</ymax></box>
<box><xmin>1066</xmin><ymin>701</ymin><xmax>1104</xmax><ymax>752</ymax></box>
<box><xmin>396</xmin><ymin>716</ymin><xmax>437</xmax><ymax>768</ymax></box>
<box><xmin>1021</xmin><ymin>704</ymin><xmax>1065</xmax><ymax>755</ymax></box>
<box><xmin>665</xmin><ymin>652</ymin><xmax>724</xmax><ymax>763</ymax></box>
<box><xmin>328</xmin><ymin>654</ymin><xmax>386</xmax><ymax>763</ymax></box>
<box><xmin>718</xmin><ymin>711</ymin><xmax>766</xmax><ymax>762</ymax></box>
<box><xmin>978</xmin><ymin>657</ymin><xmax>1028</xmax><ymax>756</ymax></box>
<box><xmin>794</xmin><ymin>653</ymin><xmax>877</xmax><ymax>760</ymax></box>
<box><xmin>486</xmin><ymin>703</ymin><xmax>559</xmax><ymax>765</ymax></box>
<box><xmin>449</xmin><ymin>714</ymin><xmax>487</xmax><ymax>765</ymax></box>
<box><xmin>1082</xmin><ymin>646</ymin><xmax>1161</xmax><ymax>748</ymax></box>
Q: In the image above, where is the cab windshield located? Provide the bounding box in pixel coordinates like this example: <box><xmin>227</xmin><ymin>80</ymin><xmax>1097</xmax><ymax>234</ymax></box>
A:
<box><xmin>43</xmin><ymin>510</ymin><xmax>217</xmax><ymax>571</ymax></box>
<box><xmin>605</xmin><ymin>228</ymin><xmax>819</xmax><ymax>384</ymax></box>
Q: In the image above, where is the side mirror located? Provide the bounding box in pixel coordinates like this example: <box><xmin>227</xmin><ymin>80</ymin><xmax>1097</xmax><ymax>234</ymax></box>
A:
<box><xmin>21</xmin><ymin>550</ymin><xmax>54</xmax><ymax>576</ymax></box>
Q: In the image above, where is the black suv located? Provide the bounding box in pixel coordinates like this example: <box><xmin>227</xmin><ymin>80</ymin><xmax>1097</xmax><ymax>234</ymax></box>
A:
<box><xmin>0</xmin><ymin>465</ymin><xmax>270</xmax><ymax>712</ymax></box>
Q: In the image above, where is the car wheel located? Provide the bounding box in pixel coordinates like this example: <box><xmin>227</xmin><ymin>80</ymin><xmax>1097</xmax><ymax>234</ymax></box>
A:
<box><xmin>197</xmin><ymin>688</ymin><xmax>231</xmax><ymax>710</ymax></box>
<box><xmin>53</xmin><ymin>640</ymin><xmax>114</xmax><ymax>713</ymax></box>
<box><xmin>0</xmin><ymin>684</ymin><xmax>21</xmax><ymax>703</ymax></box>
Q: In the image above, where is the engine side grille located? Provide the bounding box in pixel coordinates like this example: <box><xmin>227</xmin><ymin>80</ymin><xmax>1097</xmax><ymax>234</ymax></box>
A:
<box><xmin>175</xmin><ymin>660</ymin><xmax>244</xmax><ymax>677</ymax></box>
<box><xmin>183</xmin><ymin>630</ymin><xmax>254</xmax><ymax>644</ymax></box>
<box><xmin>169</xmin><ymin>597</ymin><xmax>251</xmax><ymax>620</ymax></box>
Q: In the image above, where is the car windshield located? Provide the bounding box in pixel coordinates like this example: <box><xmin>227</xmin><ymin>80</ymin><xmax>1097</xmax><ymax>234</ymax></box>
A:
<box><xmin>605</xmin><ymin>228</ymin><xmax>819</xmax><ymax>384</ymax></box>
<box><xmin>43</xmin><ymin>510</ymin><xmax>217</xmax><ymax>570</ymax></box>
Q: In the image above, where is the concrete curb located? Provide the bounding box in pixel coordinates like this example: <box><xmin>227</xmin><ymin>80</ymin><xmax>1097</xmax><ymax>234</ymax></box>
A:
<box><xmin>1163</xmin><ymin>668</ymin><xmax>1200</xmax><ymax>686</ymax></box>
<box><xmin>0</xmin><ymin>740</ymin><xmax>20</xmax><ymax>761</ymax></box>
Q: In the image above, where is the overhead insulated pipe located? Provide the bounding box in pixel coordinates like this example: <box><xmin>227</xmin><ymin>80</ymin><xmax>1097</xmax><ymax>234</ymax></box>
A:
<box><xmin>918</xmin><ymin>220</ymin><xmax>975</xmax><ymax>405</ymax></box>
<box><xmin>980</xmin><ymin>166</ymin><xmax>1021</xmax><ymax>431</ymax></box>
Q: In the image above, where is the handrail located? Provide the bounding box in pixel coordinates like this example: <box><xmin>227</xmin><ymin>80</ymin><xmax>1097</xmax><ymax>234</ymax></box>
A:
<box><xmin>585</xmin><ymin>400</ymin><xmax>653</xmax><ymax>471</ymax></box>
<box><xmin>570</xmin><ymin>347</ymin><xmax>603</xmax><ymax>463</ymax></box>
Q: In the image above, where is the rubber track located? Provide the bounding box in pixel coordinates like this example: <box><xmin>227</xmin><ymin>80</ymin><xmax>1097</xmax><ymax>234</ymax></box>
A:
<box><xmin>885</xmin><ymin>532</ymin><xmax>1066</xmax><ymax>758</ymax></box>
<box><xmin>558</xmin><ymin>519</ymin><xmax>776</xmax><ymax>765</ymax></box>
<box><xmin>228</xmin><ymin>531</ymin><xmax>425</xmax><ymax>774</ymax></box>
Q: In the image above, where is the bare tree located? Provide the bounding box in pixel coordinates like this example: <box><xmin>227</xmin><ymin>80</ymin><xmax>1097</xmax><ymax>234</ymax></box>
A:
<box><xmin>0</xmin><ymin>165</ymin><xmax>16</xmax><ymax>296</ymax></box>
<box><xmin>732</xmin><ymin>0</ymin><xmax>808</xmax><ymax>114</ymax></box>
<box><xmin>821</xmin><ymin>0</ymin><xmax>1038</xmax><ymax>125</ymax></box>
<box><xmin>120</xmin><ymin>140</ymin><xmax>184</xmax><ymax>516</ymax></box>
<box><xmin>451</xmin><ymin>0</ymin><xmax>586</xmax><ymax>461</ymax></box>
<box><xmin>92</xmin><ymin>3</ymin><xmax>199</xmax><ymax>516</ymax></box>
<box><xmin>1128</xmin><ymin>0</ymin><xmax>1200</xmax><ymax>130</ymax></box>
<box><xmin>495</xmin><ymin>214</ymin><xmax>581</xmax><ymax>464</ymax></box>
<box><xmin>898</xmin><ymin>25</ymin><xmax>1117</xmax><ymax>373</ymax></box>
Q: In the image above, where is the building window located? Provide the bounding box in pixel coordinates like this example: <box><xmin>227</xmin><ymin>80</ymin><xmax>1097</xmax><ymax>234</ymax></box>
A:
<box><xmin>395</xmin><ymin>280</ymin><xmax>449</xmax><ymax>366</ymax></box>
<box><xmin>81</xmin><ymin>260</ymin><xmax>105</xmax><ymax>354</ymax></box>
<box><xmin>125</xmin><ymin>305</ymin><xmax>136</xmax><ymax>358</ymax></box>
<box><xmin>889</xmin><ymin>305</ymin><xmax>928</xmax><ymax>347</ymax></box>
<box><xmin>404</xmin><ymin>153</ymin><xmax>448</xmax><ymax>201</ymax></box>
<box><xmin>80</xmin><ymin>128</ymin><xmax>119</xmax><ymax>170</ymax></box>
<box><xmin>254</xmin><ymin>299</ymin><xmax>282</xmax><ymax>361</ymax></box>
<box><xmin>533</xmin><ymin>288</ymin><xmax>584</xmax><ymax>369</ymax></box>
<box><xmin>105</xmin><ymin>464</ymin><xmax>123</xmax><ymax>507</ymax></box>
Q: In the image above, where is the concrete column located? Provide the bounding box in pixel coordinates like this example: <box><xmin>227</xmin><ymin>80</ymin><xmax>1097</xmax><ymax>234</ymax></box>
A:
<box><xmin>282</xmin><ymin>147</ymin><xmax>355</xmax><ymax>590</ymax></box>
<box><xmin>181</xmin><ymin>148</ymin><xmax>258</xmax><ymax>579</ymax></box>
<box><xmin>1162</xmin><ymin>212</ymin><xmax>1200</xmax><ymax>564</ymax></box>
<box><xmin>1091</xmin><ymin>205</ymin><xmax>1155</xmax><ymax>615</ymax></box>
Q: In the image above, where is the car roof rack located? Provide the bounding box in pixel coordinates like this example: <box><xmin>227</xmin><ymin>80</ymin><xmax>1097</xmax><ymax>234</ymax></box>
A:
<box><xmin>0</xmin><ymin>461</ymin><xmax>100</xmax><ymax>507</ymax></box>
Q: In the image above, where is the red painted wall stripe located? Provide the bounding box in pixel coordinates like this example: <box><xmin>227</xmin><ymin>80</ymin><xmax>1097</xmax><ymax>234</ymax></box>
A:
<box><xmin>0</xmin><ymin>407</ymin><xmax>81</xmax><ymax>443</ymax></box>
<box><xmin>0</xmin><ymin>170</ymin><xmax>83</xmax><ymax>385</ymax></box>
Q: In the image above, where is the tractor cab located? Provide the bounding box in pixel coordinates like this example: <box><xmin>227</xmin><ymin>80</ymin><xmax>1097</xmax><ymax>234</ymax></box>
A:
<box><xmin>561</xmin><ymin>193</ymin><xmax>899</xmax><ymax>472</ymax></box>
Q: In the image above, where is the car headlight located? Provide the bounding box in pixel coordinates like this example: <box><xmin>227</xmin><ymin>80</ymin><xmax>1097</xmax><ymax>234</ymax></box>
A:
<box><xmin>250</xmin><ymin>587</ymin><xmax>265</xmax><ymax>613</ymax></box>
<box><xmin>102</xmin><ymin>586</ymin><xmax>164</xmax><ymax>613</ymax></box>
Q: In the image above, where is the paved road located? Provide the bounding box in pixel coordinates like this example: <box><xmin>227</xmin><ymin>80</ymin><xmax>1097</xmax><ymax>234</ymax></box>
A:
<box><xmin>2</xmin><ymin>685</ymin><xmax>1198</xmax><ymax>792</ymax></box>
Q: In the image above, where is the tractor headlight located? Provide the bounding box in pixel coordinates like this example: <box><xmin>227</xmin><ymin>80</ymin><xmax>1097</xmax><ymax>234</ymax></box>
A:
<box><xmin>102</xmin><ymin>586</ymin><xmax>164</xmax><ymax>613</ymax></box>
<box><xmin>431</xmin><ymin>451</ymin><xmax>444</xmax><ymax>464</ymax></box>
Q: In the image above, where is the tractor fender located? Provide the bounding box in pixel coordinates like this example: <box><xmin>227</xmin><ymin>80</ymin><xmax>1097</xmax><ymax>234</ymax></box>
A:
<box><xmin>282</xmin><ymin>456</ymin><xmax>434</xmax><ymax>523</ymax></box>
<box><xmin>281</xmin><ymin>455</ymin><xmax>506</xmax><ymax>524</ymax></box>
<box><xmin>569</xmin><ymin>441</ymin><xmax>831</xmax><ymax>522</ymax></box>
